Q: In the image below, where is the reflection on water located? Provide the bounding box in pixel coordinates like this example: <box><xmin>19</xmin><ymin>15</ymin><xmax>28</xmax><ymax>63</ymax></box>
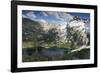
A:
<box><xmin>22</xmin><ymin>47</ymin><xmax>90</xmax><ymax>62</ymax></box>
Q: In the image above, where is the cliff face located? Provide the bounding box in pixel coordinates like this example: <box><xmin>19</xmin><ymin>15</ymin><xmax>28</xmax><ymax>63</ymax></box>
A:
<box><xmin>22</xmin><ymin>16</ymin><xmax>89</xmax><ymax>44</ymax></box>
<box><xmin>40</xmin><ymin>22</ymin><xmax>67</xmax><ymax>42</ymax></box>
<box><xmin>22</xmin><ymin>18</ymin><xmax>67</xmax><ymax>43</ymax></box>
<box><xmin>68</xmin><ymin>20</ymin><xmax>85</xmax><ymax>32</ymax></box>
<box><xmin>67</xmin><ymin>18</ymin><xmax>89</xmax><ymax>47</ymax></box>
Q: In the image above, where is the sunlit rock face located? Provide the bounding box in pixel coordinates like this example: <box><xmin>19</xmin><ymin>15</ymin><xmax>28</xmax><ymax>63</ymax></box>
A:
<box><xmin>68</xmin><ymin>20</ymin><xmax>85</xmax><ymax>32</ymax></box>
<box><xmin>40</xmin><ymin>22</ymin><xmax>67</xmax><ymax>42</ymax></box>
<box><xmin>67</xmin><ymin>16</ymin><xmax>88</xmax><ymax>46</ymax></box>
<box><xmin>68</xmin><ymin>16</ymin><xmax>86</xmax><ymax>32</ymax></box>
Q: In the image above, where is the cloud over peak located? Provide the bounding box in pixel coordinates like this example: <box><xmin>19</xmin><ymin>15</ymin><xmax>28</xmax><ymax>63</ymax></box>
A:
<box><xmin>22</xmin><ymin>11</ymin><xmax>73</xmax><ymax>25</ymax></box>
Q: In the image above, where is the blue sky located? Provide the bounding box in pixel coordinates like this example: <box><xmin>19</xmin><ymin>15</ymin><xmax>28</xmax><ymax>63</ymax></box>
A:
<box><xmin>68</xmin><ymin>12</ymin><xmax>90</xmax><ymax>21</ymax></box>
<box><xmin>22</xmin><ymin>10</ymin><xmax>90</xmax><ymax>25</ymax></box>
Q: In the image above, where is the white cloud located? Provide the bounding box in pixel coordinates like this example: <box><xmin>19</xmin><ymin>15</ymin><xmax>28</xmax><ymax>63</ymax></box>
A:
<box><xmin>42</xmin><ymin>11</ymin><xmax>73</xmax><ymax>23</ymax></box>
<box><xmin>26</xmin><ymin>12</ymin><xmax>37</xmax><ymax>20</ymax></box>
<box><xmin>38</xmin><ymin>19</ymin><xmax>47</xmax><ymax>23</ymax></box>
<box><xmin>23</xmin><ymin>11</ymin><xmax>47</xmax><ymax>23</ymax></box>
<box><xmin>23</xmin><ymin>11</ymin><xmax>73</xmax><ymax>25</ymax></box>
<box><xmin>41</xmin><ymin>12</ymin><xmax>48</xmax><ymax>16</ymax></box>
<box><xmin>43</xmin><ymin>11</ymin><xmax>61</xmax><ymax>19</ymax></box>
<box><xmin>22</xmin><ymin>14</ymin><xmax>27</xmax><ymax>18</ymax></box>
<box><xmin>58</xmin><ymin>12</ymin><xmax>73</xmax><ymax>22</ymax></box>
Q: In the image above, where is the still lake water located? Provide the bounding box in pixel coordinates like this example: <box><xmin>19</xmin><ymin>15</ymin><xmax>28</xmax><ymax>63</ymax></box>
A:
<box><xmin>22</xmin><ymin>47</ymin><xmax>90</xmax><ymax>62</ymax></box>
<box><xmin>22</xmin><ymin>48</ymin><xmax>69</xmax><ymax>57</ymax></box>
